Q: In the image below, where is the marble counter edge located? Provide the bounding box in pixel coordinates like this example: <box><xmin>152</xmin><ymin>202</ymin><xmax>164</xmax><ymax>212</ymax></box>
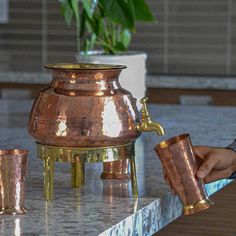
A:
<box><xmin>0</xmin><ymin>72</ymin><xmax>51</xmax><ymax>84</ymax></box>
<box><xmin>146</xmin><ymin>75</ymin><xmax>236</xmax><ymax>90</ymax></box>
<box><xmin>1</xmin><ymin>72</ymin><xmax>236</xmax><ymax>90</ymax></box>
<box><xmin>99</xmin><ymin>179</ymin><xmax>232</xmax><ymax>236</ymax></box>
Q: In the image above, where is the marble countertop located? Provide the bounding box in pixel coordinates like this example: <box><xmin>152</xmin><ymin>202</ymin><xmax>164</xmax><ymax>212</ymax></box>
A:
<box><xmin>0</xmin><ymin>99</ymin><xmax>235</xmax><ymax>235</ymax></box>
<box><xmin>1</xmin><ymin>72</ymin><xmax>236</xmax><ymax>90</ymax></box>
<box><xmin>147</xmin><ymin>75</ymin><xmax>236</xmax><ymax>90</ymax></box>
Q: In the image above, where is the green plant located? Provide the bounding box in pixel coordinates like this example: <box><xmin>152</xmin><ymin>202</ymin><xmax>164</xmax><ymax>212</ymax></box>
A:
<box><xmin>60</xmin><ymin>0</ymin><xmax>155</xmax><ymax>55</ymax></box>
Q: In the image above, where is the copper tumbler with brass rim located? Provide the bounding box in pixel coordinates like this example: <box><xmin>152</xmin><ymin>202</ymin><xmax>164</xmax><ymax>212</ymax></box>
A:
<box><xmin>154</xmin><ymin>134</ymin><xmax>213</xmax><ymax>215</ymax></box>
<box><xmin>0</xmin><ymin>149</ymin><xmax>28</xmax><ymax>215</ymax></box>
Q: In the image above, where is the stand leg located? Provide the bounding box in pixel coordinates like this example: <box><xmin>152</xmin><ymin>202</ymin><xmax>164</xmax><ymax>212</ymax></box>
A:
<box><xmin>130</xmin><ymin>157</ymin><xmax>138</xmax><ymax>198</ymax></box>
<box><xmin>44</xmin><ymin>157</ymin><xmax>54</xmax><ymax>201</ymax></box>
<box><xmin>71</xmin><ymin>162</ymin><xmax>85</xmax><ymax>188</ymax></box>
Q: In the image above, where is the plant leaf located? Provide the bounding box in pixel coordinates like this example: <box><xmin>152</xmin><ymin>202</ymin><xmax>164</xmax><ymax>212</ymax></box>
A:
<box><xmin>70</xmin><ymin>0</ymin><xmax>80</xmax><ymax>23</ymax></box>
<box><xmin>70</xmin><ymin>0</ymin><xmax>80</xmax><ymax>52</ymax></box>
<box><xmin>120</xmin><ymin>29</ymin><xmax>131</xmax><ymax>49</ymax></box>
<box><xmin>99</xmin><ymin>0</ymin><xmax>135</xmax><ymax>30</ymax></box>
<box><xmin>89</xmin><ymin>33</ymin><xmax>97</xmax><ymax>50</ymax></box>
<box><xmin>82</xmin><ymin>0</ymin><xmax>93</xmax><ymax>19</ymax></box>
<box><xmin>80</xmin><ymin>9</ymin><xmax>86</xmax><ymax>37</ymax></box>
<box><xmin>60</xmin><ymin>0</ymin><xmax>73</xmax><ymax>26</ymax></box>
<box><xmin>114</xmin><ymin>42</ymin><xmax>126</xmax><ymax>52</ymax></box>
<box><xmin>131</xmin><ymin>0</ymin><xmax>155</xmax><ymax>21</ymax></box>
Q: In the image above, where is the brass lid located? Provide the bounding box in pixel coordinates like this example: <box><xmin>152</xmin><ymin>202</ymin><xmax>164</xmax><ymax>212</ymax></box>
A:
<box><xmin>44</xmin><ymin>63</ymin><xmax>127</xmax><ymax>70</ymax></box>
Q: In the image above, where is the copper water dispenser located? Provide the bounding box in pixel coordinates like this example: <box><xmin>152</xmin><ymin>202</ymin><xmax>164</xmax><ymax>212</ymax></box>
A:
<box><xmin>28</xmin><ymin>63</ymin><xmax>165</xmax><ymax>200</ymax></box>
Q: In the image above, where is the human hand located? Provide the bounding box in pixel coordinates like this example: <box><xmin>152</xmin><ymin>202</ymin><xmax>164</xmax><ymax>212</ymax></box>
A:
<box><xmin>162</xmin><ymin>145</ymin><xmax>236</xmax><ymax>192</ymax></box>
<box><xmin>195</xmin><ymin>146</ymin><xmax>236</xmax><ymax>183</ymax></box>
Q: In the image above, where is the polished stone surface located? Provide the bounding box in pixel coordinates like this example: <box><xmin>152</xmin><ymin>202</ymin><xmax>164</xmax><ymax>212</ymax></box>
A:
<box><xmin>1</xmin><ymin>72</ymin><xmax>236</xmax><ymax>90</ymax></box>
<box><xmin>0</xmin><ymin>72</ymin><xmax>51</xmax><ymax>84</ymax></box>
<box><xmin>0</xmin><ymin>99</ymin><xmax>235</xmax><ymax>235</ymax></box>
<box><xmin>147</xmin><ymin>75</ymin><xmax>236</xmax><ymax>90</ymax></box>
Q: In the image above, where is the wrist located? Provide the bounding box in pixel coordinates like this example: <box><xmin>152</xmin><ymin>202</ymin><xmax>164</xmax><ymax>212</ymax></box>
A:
<box><xmin>227</xmin><ymin>148</ymin><xmax>236</xmax><ymax>176</ymax></box>
<box><xmin>229</xmin><ymin>170</ymin><xmax>236</xmax><ymax>179</ymax></box>
<box><xmin>230</xmin><ymin>149</ymin><xmax>236</xmax><ymax>172</ymax></box>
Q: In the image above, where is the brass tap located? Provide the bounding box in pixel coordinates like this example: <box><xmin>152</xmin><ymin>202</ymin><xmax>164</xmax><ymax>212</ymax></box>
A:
<box><xmin>137</xmin><ymin>97</ymin><xmax>165</xmax><ymax>136</ymax></box>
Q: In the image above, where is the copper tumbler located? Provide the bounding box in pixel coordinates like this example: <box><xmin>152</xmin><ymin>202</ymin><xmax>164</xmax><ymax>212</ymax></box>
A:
<box><xmin>154</xmin><ymin>134</ymin><xmax>213</xmax><ymax>215</ymax></box>
<box><xmin>0</xmin><ymin>149</ymin><xmax>28</xmax><ymax>215</ymax></box>
<box><xmin>101</xmin><ymin>160</ymin><xmax>130</xmax><ymax>180</ymax></box>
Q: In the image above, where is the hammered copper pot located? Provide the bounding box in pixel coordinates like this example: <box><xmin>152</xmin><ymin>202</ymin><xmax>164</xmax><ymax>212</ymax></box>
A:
<box><xmin>28</xmin><ymin>63</ymin><xmax>164</xmax><ymax>180</ymax></box>
<box><xmin>29</xmin><ymin>64</ymin><xmax>141</xmax><ymax>147</ymax></box>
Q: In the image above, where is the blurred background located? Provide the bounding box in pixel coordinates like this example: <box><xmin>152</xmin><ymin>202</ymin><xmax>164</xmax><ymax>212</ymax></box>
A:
<box><xmin>0</xmin><ymin>0</ymin><xmax>236</xmax><ymax>105</ymax></box>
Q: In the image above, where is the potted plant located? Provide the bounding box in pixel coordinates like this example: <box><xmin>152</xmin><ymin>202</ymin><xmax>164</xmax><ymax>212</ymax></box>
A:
<box><xmin>59</xmin><ymin>0</ymin><xmax>155</xmax><ymax>103</ymax></box>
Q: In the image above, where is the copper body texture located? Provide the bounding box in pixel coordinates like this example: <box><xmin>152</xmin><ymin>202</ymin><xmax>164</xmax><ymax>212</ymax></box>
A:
<box><xmin>28</xmin><ymin>63</ymin><xmax>165</xmax><ymax>200</ymax></box>
<box><xmin>0</xmin><ymin>149</ymin><xmax>28</xmax><ymax>215</ymax></box>
<box><xmin>28</xmin><ymin>63</ymin><xmax>142</xmax><ymax>147</ymax></box>
<box><xmin>154</xmin><ymin>134</ymin><xmax>213</xmax><ymax>215</ymax></box>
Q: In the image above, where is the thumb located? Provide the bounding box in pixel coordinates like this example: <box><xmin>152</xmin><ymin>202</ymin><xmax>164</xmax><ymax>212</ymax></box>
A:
<box><xmin>197</xmin><ymin>154</ymin><xmax>218</xmax><ymax>179</ymax></box>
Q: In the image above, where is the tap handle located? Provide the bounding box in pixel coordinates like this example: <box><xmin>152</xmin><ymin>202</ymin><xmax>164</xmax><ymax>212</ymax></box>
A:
<box><xmin>140</xmin><ymin>97</ymin><xmax>148</xmax><ymax>105</ymax></box>
<box><xmin>138</xmin><ymin>96</ymin><xmax>165</xmax><ymax>136</ymax></box>
<box><xmin>140</xmin><ymin>97</ymin><xmax>150</xmax><ymax>119</ymax></box>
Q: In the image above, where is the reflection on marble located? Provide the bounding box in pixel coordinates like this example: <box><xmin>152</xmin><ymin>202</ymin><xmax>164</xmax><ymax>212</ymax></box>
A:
<box><xmin>0</xmin><ymin>99</ymin><xmax>235</xmax><ymax>235</ymax></box>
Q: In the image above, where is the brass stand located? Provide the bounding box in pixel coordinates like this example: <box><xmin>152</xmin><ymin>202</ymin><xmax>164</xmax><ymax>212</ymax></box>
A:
<box><xmin>37</xmin><ymin>142</ymin><xmax>138</xmax><ymax>201</ymax></box>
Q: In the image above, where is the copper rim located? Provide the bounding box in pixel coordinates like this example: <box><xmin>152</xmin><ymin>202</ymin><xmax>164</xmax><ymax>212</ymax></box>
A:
<box><xmin>0</xmin><ymin>149</ymin><xmax>28</xmax><ymax>156</ymax></box>
<box><xmin>44</xmin><ymin>63</ymin><xmax>127</xmax><ymax>70</ymax></box>
<box><xmin>155</xmin><ymin>133</ymin><xmax>190</xmax><ymax>149</ymax></box>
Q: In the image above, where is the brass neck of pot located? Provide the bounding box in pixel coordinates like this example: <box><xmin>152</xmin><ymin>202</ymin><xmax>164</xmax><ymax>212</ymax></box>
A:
<box><xmin>137</xmin><ymin>97</ymin><xmax>165</xmax><ymax>136</ymax></box>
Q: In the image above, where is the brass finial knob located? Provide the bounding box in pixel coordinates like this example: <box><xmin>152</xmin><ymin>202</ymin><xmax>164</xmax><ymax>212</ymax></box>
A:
<box><xmin>140</xmin><ymin>96</ymin><xmax>148</xmax><ymax>104</ymax></box>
